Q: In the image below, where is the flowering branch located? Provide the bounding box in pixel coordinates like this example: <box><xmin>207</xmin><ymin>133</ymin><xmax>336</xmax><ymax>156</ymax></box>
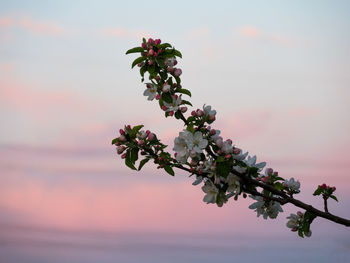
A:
<box><xmin>112</xmin><ymin>38</ymin><xmax>350</xmax><ymax>238</ymax></box>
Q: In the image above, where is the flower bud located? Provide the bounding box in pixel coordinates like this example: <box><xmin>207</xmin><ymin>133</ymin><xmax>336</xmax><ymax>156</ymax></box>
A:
<box><xmin>233</xmin><ymin>148</ymin><xmax>240</xmax><ymax>155</ymax></box>
<box><xmin>291</xmin><ymin>227</ymin><xmax>298</xmax><ymax>232</ymax></box>
<box><xmin>226</xmin><ymin>139</ymin><xmax>232</xmax><ymax>145</ymax></box>
<box><xmin>121</xmin><ymin>153</ymin><xmax>127</xmax><ymax>159</ymax></box>
<box><xmin>208</xmin><ymin>115</ymin><xmax>216</xmax><ymax>121</ymax></box>
<box><xmin>154</xmin><ymin>39</ymin><xmax>161</xmax><ymax>45</ymax></box>
<box><xmin>180</xmin><ymin>106</ymin><xmax>187</xmax><ymax>113</ymax></box>
<box><xmin>174</xmin><ymin>68</ymin><xmax>182</xmax><ymax>77</ymax></box>
<box><xmin>119</xmin><ymin>129</ymin><xmax>125</xmax><ymax>135</ymax></box>
<box><xmin>196</xmin><ymin>109</ymin><xmax>204</xmax><ymax>117</ymax></box>
<box><xmin>148</xmin><ymin>132</ymin><xmax>155</xmax><ymax>141</ymax></box>
<box><xmin>273</xmin><ymin>171</ymin><xmax>278</xmax><ymax>176</ymax></box>
<box><xmin>320</xmin><ymin>183</ymin><xmax>327</xmax><ymax>189</ymax></box>
<box><xmin>217</xmin><ymin>150</ymin><xmax>222</xmax><ymax>155</ymax></box>
<box><xmin>154</xmin><ymin>75</ymin><xmax>160</xmax><ymax>81</ymax></box>
<box><xmin>266</xmin><ymin>168</ymin><xmax>273</xmax><ymax>175</ymax></box>
<box><xmin>332</xmin><ymin>186</ymin><xmax>336</xmax><ymax>191</ymax></box>
<box><xmin>148</xmin><ymin>60</ymin><xmax>153</xmax><ymax>65</ymax></box>
<box><xmin>117</xmin><ymin>146</ymin><xmax>126</xmax><ymax>154</ymax></box>
<box><xmin>162</xmin><ymin>84</ymin><xmax>171</xmax><ymax>92</ymax></box>
<box><xmin>191</xmin><ymin>111</ymin><xmax>196</xmax><ymax>116</ymax></box>
<box><xmin>126</xmin><ymin>125</ymin><xmax>131</xmax><ymax>130</ymax></box>
<box><xmin>137</xmin><ymin>63</ymin><xmax>142</xmax><ymax>67</ymax></box>
<box><xmin>216</xmin><ymin>138</ymin><xmax>224</xmax><ymax>148</ymax></box>
<box><xmin>225</xmin><ymin>154</ymin><xmax>231</xmax><ymax>159</ymax></box>
<box><xmin>174</xmin><ymin>60</ymin><xmax>178</xmax><ymax>65</ymax></box>
<box><xmin>147</xmin><ymin>38</ymin><xmax>154</xmax><ymax>45</ymax></box>
<box><xmin>158</xmin><ymin>49</ymin><xmax>162</xmax><ymax>54</ymax></box>
<box><xmin>261</xmin><ymin>176</ymin><xmax>269</xmax><ymax>183</ymax></box>
<box><xmin>142</xmin><ymin>43</ymin><xmax>147</xmax><ymax>49</ymax></box>
<box><xmin>168</xmin><ymin>111</ymin><xmax>174</xmax><ymax>116</ymax></box>
<box><xmin>155</xmin><ymin>94</ymin><xmax>161</xmax><ymax>100</ymax></box>
<box><xmin>167</xmin><ymin>66</ymin><xmax>173</xmax><ymax>72</ymax></box>
<box><xmin>162</xmin><ymin>105</ymin><xmax>167</xmax><ymax>111</ymax></box>
<box><xmin>119</xmin><ymin>135</ymin><xmax>126</xmax><ymax>142</ymax></box>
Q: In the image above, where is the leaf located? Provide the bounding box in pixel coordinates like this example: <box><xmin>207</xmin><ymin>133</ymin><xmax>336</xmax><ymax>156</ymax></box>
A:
<box><xmin>176</xmin><ymin>89</ymin><xmax>191</xmax><ymax>97</ymax></box>
<box><xmin>125</xmin><ymin>150</ymin><xmax>136</xmax><ymax>170</ymax></box>
<box><xmin>132</xmin><ymin>57</ymin><xmax>146</xmax><ymax>68</ymax></box>
<box><xmin>158</xmin><ymin>43</ymin><xmax>172</xmax><ymax>49</ymax></box>
<box><xmin>174</xmin><ymin>49</ymin><xmax>182</xmax><ymax>58</ymax></box>
<box><xmin>174</xmin><ymin>76</ymin><xmax>181</xmax><ymax>85</ymax></box>
<box><xmin>140</xmin><ymin>65</ymin><xmax>147</xmax><ymax>77</ymax></box>
<box><xmin>126</xmin><ymin>47</ymin><xmax>144</xmax><ymax>54</ymax></box>
<box><xmin>181</xmin><ymin>100</ymin><xmax>193</xmax><ymax>106</ymax></box>
<box><xmin>161</xmin><ymin>92</ymin><xmax>173</xmax><ymax>104</ymax></box>
<box><xmin>148</xmin><ymin>64</ymin><xmax>156</xmax><ymax>74</ymax></box>
<box><xmin>138</xmin><ymin>158</ymin><xmax>150</xmax><ymax>171</ymax></box>
<box><xmin>111</xmin><ymin>138</ymin><xmax>118</xmax><ymax>145</ymax></box>
<box><xmin>298</xmin><ymin>229</ymin><xmax>304</xmax><ymax>238</ymax></box>
<box><xmin>130</xmin><ymin>148</ymin><xmax>139</xmax><ymax>163</ymax></box>
<box><xmin>216</xmin><ymin>161</ymin><xmax>231</xmax><ymax>178</ymax></box>
<box><xmin>174</xmin><ymin>111</ymin><xmax>181</xmax><ymax>119</ymax></box>
<box><xmin>159</xmin><ymin>71</ymin><xmax>168</xmax><ymax>80</ymax></box>
<box><xmin>156</xmin><ymin>58</ymin><xmax>165</xmax><ymax>68</ymax></box>
<box><xmin>129</xmin><ymin>125</ymin><xmax>144</xmax><ymax>138</ymax></box>
<box><xmin>164</xmin><ymin>165</ymin><xmax>175</xmax><ymax>176</ymax></box>
<box><xmin>313</xmin><ymin>187</ymin><xmax>322</xmax><ymax>196</ymax></box>
<box><xmin>274</xmin><ymin>182</ymin><xmax>284</xmax><ymax>191</ymax></box>
<box><xmin>329</xmin><ymin>195</ymin><xmax>338</xmax><ymax>202</ymax></box>
<box><xmin>186</xmin><ymin>116</ymin><xmax>196</xmax><ymax>123</ymax></box>
<box><xmin>216</xmin><ymin>156</ymin><xmax>225</xmax><ymax>162</ymax></box>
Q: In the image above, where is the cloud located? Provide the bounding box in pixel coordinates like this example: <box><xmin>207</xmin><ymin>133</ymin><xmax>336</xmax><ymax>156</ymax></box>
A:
<box><xmin>100</xmin><ymin>27</ymin><xmax>154</xmax><ymax>39</ymax></box>
<box><xmin>0</xmin><ymin>15</ymin><xmax>65</xmax><ymax>36</ymax></box>
<box><xmin>236</xmin><ymin>26</ymin><xmax>294</xmax><ymax>46</ymax></box>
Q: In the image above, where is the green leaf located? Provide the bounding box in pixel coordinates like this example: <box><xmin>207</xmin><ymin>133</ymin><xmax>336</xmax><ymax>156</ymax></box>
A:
<box><xmin>126</xmin><ymin>47</ymin><xmax>144</xmax><ymax>55</ymax></box>
<box><xmin>216</xmin><ymin>156</ymin><xmax>225</xmax><ymax>162</ymax></box>
<box><xmin>129</xmin><ymin>125</ymin><xmax>144</xmax><ymax>138</ymax></box>
<box><xmin>132</xmin><ymin>57</ymin><xmax>146</xmax><ymax>68</ymax></box>
<box><xmin>186</xmin><ymin>116</ymin><xmax>196</xmax><ymax>123</ymax></box>
<box><xmin>181</xmin><ymin>100</ymin><xmax>193</xmax><ymax>106</ymax></box>
<box><xmin>159</xmin><ymin>71</ymin><xmax>168</xmax><ymax>80</ymax></box>
<box><xmin>125</xmin><ymin>150</ymin><xmax>136</xmax><ymax>170</ymax></box>
<box><xmin>156</xmin><ymin>58</ymin><xmax>165</xmax><ymax>68</ymax></box>
<box><xmin>138</xmin><ymin>158</ymin><xmax>150</xmax><ymax>171</ymax></box>
<box><xmin>186</xmin><ymin>124</ymin><xmax>194</xmax><ymax>133</ymax></box>
<box><xmin>140</xmin><ymin>65</ymin><xmax>147</xmax><ymax>77</ymax></box>
<box><xmin>298</xmin><ymin>229</ymin><xmax>304</xmax><ymax>238</ymax></box>
<box><xmin>161</xmin><ymin>92</ymin><xmax>173</xmax><ymax>104</ymax></box>
<box><xmin>174</xmin><ymin>49</ymin><xmax>182</xmax><ymax>58</ymax></box>
<box><xmin>158</xmin><ymin>43</ymin><xmax>172</xmax><ymax>49</ymax></box>
<box><xmin>174</xmin><ymin>76</ymin><xmax>181</xmax><ymax>85</ymax></box>
<box><xmin>313</xmin><ymin>187</ymin><xmax>322</xmax><ymax>196</ymax></box>
<box><xmin>216</xmin><ymin>161</ymin><xmax>231</xmax><ymax>178</ymax></box>
<box><xmin>174</xmin><ymin>111</ymin><xmax>181</xmax><ymax>119</ymax></box>
<box><xmin>164</xmin><ymin>165</ymin><xmax>175</xmax><ymax>176</ymax></box>
<box><xmin>274</xmin><ymin>182</ymin><xmax>284</xmax><ymax>191</ymax></box>
<box><xmin>329</xmin><ymin>195</ymin><xmax>338</xmax><ymax>202</ymax></box>
<box><xmin>111</xmin><ymin>138</ymin><xmax>118</xmax><ymax>145</ymax></box>
<box><xmin>148</xmin><ymin>64</ymin><xmax>156</xmax><ymax>74</ymax></box>
<box><xmin>176</xmin><ymin>88</ymin><xmax>191</xmax><ymax>97</ymax></box>
<box><xmin>130</xmin><ymin>148</ymin><xmax>139</xmax><ymax>163</ymax></box>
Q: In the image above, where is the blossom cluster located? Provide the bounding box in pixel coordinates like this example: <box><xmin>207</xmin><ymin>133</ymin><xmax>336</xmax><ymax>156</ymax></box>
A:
<box><xmin>114</xmin><ymin>38</ymin><xmax>344</xmax><ymax>238</ymax></box>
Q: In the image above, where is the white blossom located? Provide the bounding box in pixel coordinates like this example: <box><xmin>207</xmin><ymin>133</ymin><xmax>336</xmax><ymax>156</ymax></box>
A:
<box><xmin>284</xmin><ymin>178</ymin><xmax>300</xmax><ymax>192</ymax></box>
<box><xmin>244</xmin><ymin>155</ymin><xmax>266</xmax><ymax>171</ymax></box>
<box><xmin>173</xmin><ymin>130</ymin><xmax>191</xmax><ymax>163</ymax></box>
<box><xmin>164</xmin><ymin>95</ymin><xmax>182</xmax><ymax>112</ymax></box>
<box><xmin>221</xmin><ymin>141</ymin><xmax>233</xmax><ymax>154</ymax></box>
<box><xmin>192</xmin><ymin>176</ymin><xmax>203</xmax><ymax>186</ymax></box>
<box><xmin>186</xmin><ymin>131</ymin><xmax>208</xmax><ymax>153</ymax></box>
<box><xmin>203</xmin><ymin>104</ymin><xmax>216</xmax><ymax>117</ymax></box>
<box><xmin>232</xmin><ymin>165</ymin><xmax>247</xmax><ymax>174</ymax></box>
<box><xmin>143</xmin><ymin>83</ymin><xmax>158</xmax><ymax>100</ymax></box>
<box><xmin>249</xmin><ymin>195</ymin><xmax>283</xmax><ymax>219</ymax></box>
<box><xmin>226</xmin><ymin>173</ymin><xmax>240</xmax><ymax>194</ymax></box>
<box><xmin>202</xmin><ymin>180</ymin><xmax>219</xmax><ymax>204</ymax></box>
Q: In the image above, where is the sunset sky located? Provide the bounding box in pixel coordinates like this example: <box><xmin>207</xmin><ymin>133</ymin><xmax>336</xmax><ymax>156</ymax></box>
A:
<box><xmin>1</xmin><ymin>1</ymin><xmax>350</xmax><ymax>262</ymax></box>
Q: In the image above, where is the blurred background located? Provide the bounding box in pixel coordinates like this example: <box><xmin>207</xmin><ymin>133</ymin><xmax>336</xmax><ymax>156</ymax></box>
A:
<box><xmin>0</xmin><ymin>0</ymin><xmax>349</xmax><ymax>262</ymax></box>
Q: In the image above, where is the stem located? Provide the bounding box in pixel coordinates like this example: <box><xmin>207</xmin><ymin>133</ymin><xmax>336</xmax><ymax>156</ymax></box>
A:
<box><xmin>323</xmin><ymin>196</ymin><xmax>329</xmax><ymax>213</ymax></box>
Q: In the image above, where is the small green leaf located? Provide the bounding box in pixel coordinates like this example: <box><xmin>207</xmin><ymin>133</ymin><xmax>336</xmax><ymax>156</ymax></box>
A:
<box><xmin>111</xmin><ymin>138</ymin><xmax>118</xmax><ymax>145</ymax></box>
<box><xmin>174</xmin><ymin>111</ymin><xmax>181</xmax><ymax>119</ymax></box>
<box><xmin>176</xmin><ymin>88</ymin><xmax>191</xmax><ymax>97</ymax></box>
<box><xmin>129</xmin><ymin>125</ymin><xmax>144</xmax><ymax>138</ymax></box>
<box><xmin>125</xmin><ymin>150</ymin><xmax>137</xmax><ymax>170</ymax></box>
<box><xmin>130</xmin><ymin>148</ymin><xmax>139</xmax><ymax>163</ymax></box>
<box><xmin>181</xmin><ymin>100</ymin><xmax>193</xmax><ymax>106</ymax></box>
<box><xmin>161</xmin><ymin>92</ymin><xmax>173</xmax><ymax>103</ymax></box>
<box><xmin>174</xmin><ymin>49</ymin><xmax>182</xmax><ymax>58</ymax></box>
<box><xmin>126</xmin><ymin>47</ymin><xmax>144</xmax><ymax>54</ymax></box>
<box><xmin>216</xmin><ymin>156</ymin><xmax>225</xmax><ymax>162</ymax></box>
<box><xmin>274</xmin><ymin>182</ymin><xmax>284</xmax><ymax>191</ymax></box>
<box><xmin>156</xmin><ymin>58</ymin><xmax>165</xmax><ymax>68</ymax></box>
<box><xmin>140</xmin><ymin>65</ymin><xmax>147</xmax><ymax>77</ymax></box>
<box><xmin>313</xmin><ymin>187</ymin><xmax>322</xmax><ymax>196</ymax></box>
<box><xmin>216</xmin><ymin>161</ymin><xmax>231</xmax><ymax>178</ymax></box>
<box><xmin>329</xmin><ymin>195</ymin><xmax>338</xmax><ymax>202</ymax></box>
<box><xmin>298</xmin><ymin>229</ymin><xmax>304</xmax><ymax>238</ymax></box>
<box><xmin>138</xmin><ymin>158</ymin><xmax>150</xmax><ymax>171</ymax></box>
<box><xmin>158</xmin><ymin>43</ymin><xmax>172</xmax><ymax>49</ymax></box>
<box><xmin>164</xmin><ymin>165</ymin><xmax>175</xmax><ymax>176</ymax></box>
<box><xmin>148</xmin><ymin>64</ymin><xmax>156</xmax><ymax>74</ymax></box>
<box><xmin>186</xmin><ymin>116</ymin><xmax>196</xmax><ymax>123</ymax></box>
<box><xmin>132</xmin><ymin>57</ymin><xmax>146</xmax><ymax>68</ymax></box>
<box><xmin>174</xmin><ymin>75</ymin><xmax>181</xmax><ymax>85</ymax></box>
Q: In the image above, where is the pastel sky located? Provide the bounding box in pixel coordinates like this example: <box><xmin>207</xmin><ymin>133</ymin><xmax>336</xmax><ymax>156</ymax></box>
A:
<box><xmin>0</xmin><ymin>1</ymin><xmax>350</xmax><ymax>262</ymax></box>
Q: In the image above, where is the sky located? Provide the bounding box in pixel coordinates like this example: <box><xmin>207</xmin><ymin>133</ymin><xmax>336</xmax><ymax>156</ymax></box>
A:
<box><xmin>0</xmin><ymin>0</ymin><xmax>350</xmax><ymax>262</ymax></box>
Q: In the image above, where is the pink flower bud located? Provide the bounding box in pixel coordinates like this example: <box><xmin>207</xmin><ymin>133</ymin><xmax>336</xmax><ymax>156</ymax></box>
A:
<box><xmin>168</xmin><ymin>111</ymin><xmax>174</xmax><ymax>116</ymax></box>
<box><xmin>210</xmin><ymin>129</ymin><xmax>216</xmax><ymax>135</ymax></box>
<box><xmin>226</xmin><ymin>139</ymin><xmax>232</xmax><ymax>145</ymax></box>
<box><xmin>119</xmin><ymin>129</ymin><xmax>125</xmax><ymax>135</ymax></box>
<box><xmin>154</xmin><ymin>39</ymin><xmax>161</xmax><ymax>45</ymax></box>
<box><xmin>273</xmin><ymin>171</ymin><xmax>278</xmax><ymax>176</ymax></box>
<box><xmin>198</xmin><ymin>169</ymin><xmax>203</xmax><ymax>175</ymax></box>
<box><xmin>153</xmin><ymin>52</ymin><xmax>157</xmax><ymax>56</ymax></box>
<box><xmin>162</xmin><ymin>105</ymin><xmax>167</xmax><ymax>111</ymax></box>
<box><xmin>217</xmin><ymin>150</ymin><xmax>222</xmax><ymax>155</ymax></box>
<box><xmin>146</xmin><ymin>130</ymin><xmax>150</xmax><ymax>135</ymax></box>
<box><xmin>174</xmin><ymin>152</ymin><xmax>178</xmax><ymax>157</ymax></box>
<box><xmin>261</xmin><ymin>176</ymin><xmax>269</xmax><ymax>183</ymax></box>
<box><xmin>225</xmin><ymin>154</ymin><xmax>231</xmax><ymax>159</ymax></box>
<box><xmin>148</xmin><ymin>60</ymin><xmax>153</xmax><ymax>65</ymax></box>
<box><xmin>266</xmin><ymin>168</ymin><xmax>273</xmax><ymax>175</ymax></box>
<box><xmin>233</xmin><ymin>148</ymin><xmax>240</xmax><ymax>155</ymax></box>
<box><xmin>117</xmin><ymin>146</ymin><xmax>126</xmax><ymax>154</ymax></box>
<box><xmin>126</xmin><ymin>125</ymin><xmax>131</xmax><ymax>130</ymax></box>
<box><xmin>146</xmin><ymin>83</ymin><xmax>151</xmax><ymax>89</ymax></box>
<box><xmin>119</xmin><ymin>135</ymin><xmax>126</xmax><ymax>142</ymax></box>
<box><xmin>332</xmin><ymin>186</ymin><xmax>336</xmax><ymax>191</ymax></box>
<box><xmin>216</xmin><ymin>138</ymin><xmax>224</xmax><ymax>148</ymax></box>
<box><xmin>208</xmin><ymin>115</ymin><xmax>216</xmax><ymax>121</ymax></box>
<box><xmin>180</xmin><ymin>106</ymin><xmax>187</xmax><ymax>113</ymax></box>
<box><xmin>291</xmin><ymin>227</ymin><xmax>298</xmax><ymax>232</ymax></box>
<box><xmin>167</xmin><ymin>66</ymin><xmax>173</xmax><ymax>72</ymax></box>
<box><xmin>137</xmin><ymin>63</ymin><xmax>142</xmax><ymax>67</ymax></box>
<box><xmin>174</xmin><ymin>60</ymin><xmax>178</xmax><ymax>65</ymax></box>
<box><xmin>174</xmin><ymin>94</ymin><xmax>178</xmax><ymax>99</ymax></box>
<box><xmin>191</xmin><ymin>111</ymin><xmax>196</xmax><ymax>116</ymax></box>
<box><xmin>148</xmin><ymin>132</ymin><xmax>155</xmax><ymax>141</ymax></box>
<box><xmin>320</xmin><ymin>184</ymin><xmax>327</xmax><ymax>189</ymax></box>
<box><xmin>174</xmin><ymin>68</ymin><xmax>182</xmax><ymax>77</ymax></box>
<box><xmin>138</xmin><ymin>140</ymin><xmax>144</xmax><ymax>146</ymax></box>
<box><xmin>147</xmin><ymin>38</ymin><xmax>154</xmax><ymax>45</ymax></box>
<box><xmin>190</xmin><ymin>167</ymin><xmax>195</xmax><ymax>173</ymax></box>
<box><xmin>196</xmin><ymin>109</ymin><xmax>204</xmax><ymax>117</ymax></box>
<box><xmin>121</xmin><ymin>153</ymin><xmax>127</xmax><ymax>159</ymax></box>
<box><xmin>154</xmin><ymin>75</ymin><xmax>160</xmax><ymax>81</ymax></box>
<box><xmin>158</xmin><ymin>49</ymin><xmax>162</xmax><ymax>54</ymax></box>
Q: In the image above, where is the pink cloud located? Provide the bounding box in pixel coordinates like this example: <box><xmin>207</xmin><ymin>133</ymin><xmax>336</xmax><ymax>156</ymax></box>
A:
<box><xmin>238</xmin><ymin>26</ymin><xmax>261</xmax><ymax>38</ymax></box>
<box><xmin>100</xmin><ymin>27</ymin><xmax>154</xmax><ymax>39</ymax></box>
<box><xmin>0</xmin><ymin>15</ymin><xmax>65</xmax><ymax>36</ymax></box>
<box><xmin>236</xmin><ymin>25</ymin><xmax>294</xmax><ymax>46</ymax></box>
